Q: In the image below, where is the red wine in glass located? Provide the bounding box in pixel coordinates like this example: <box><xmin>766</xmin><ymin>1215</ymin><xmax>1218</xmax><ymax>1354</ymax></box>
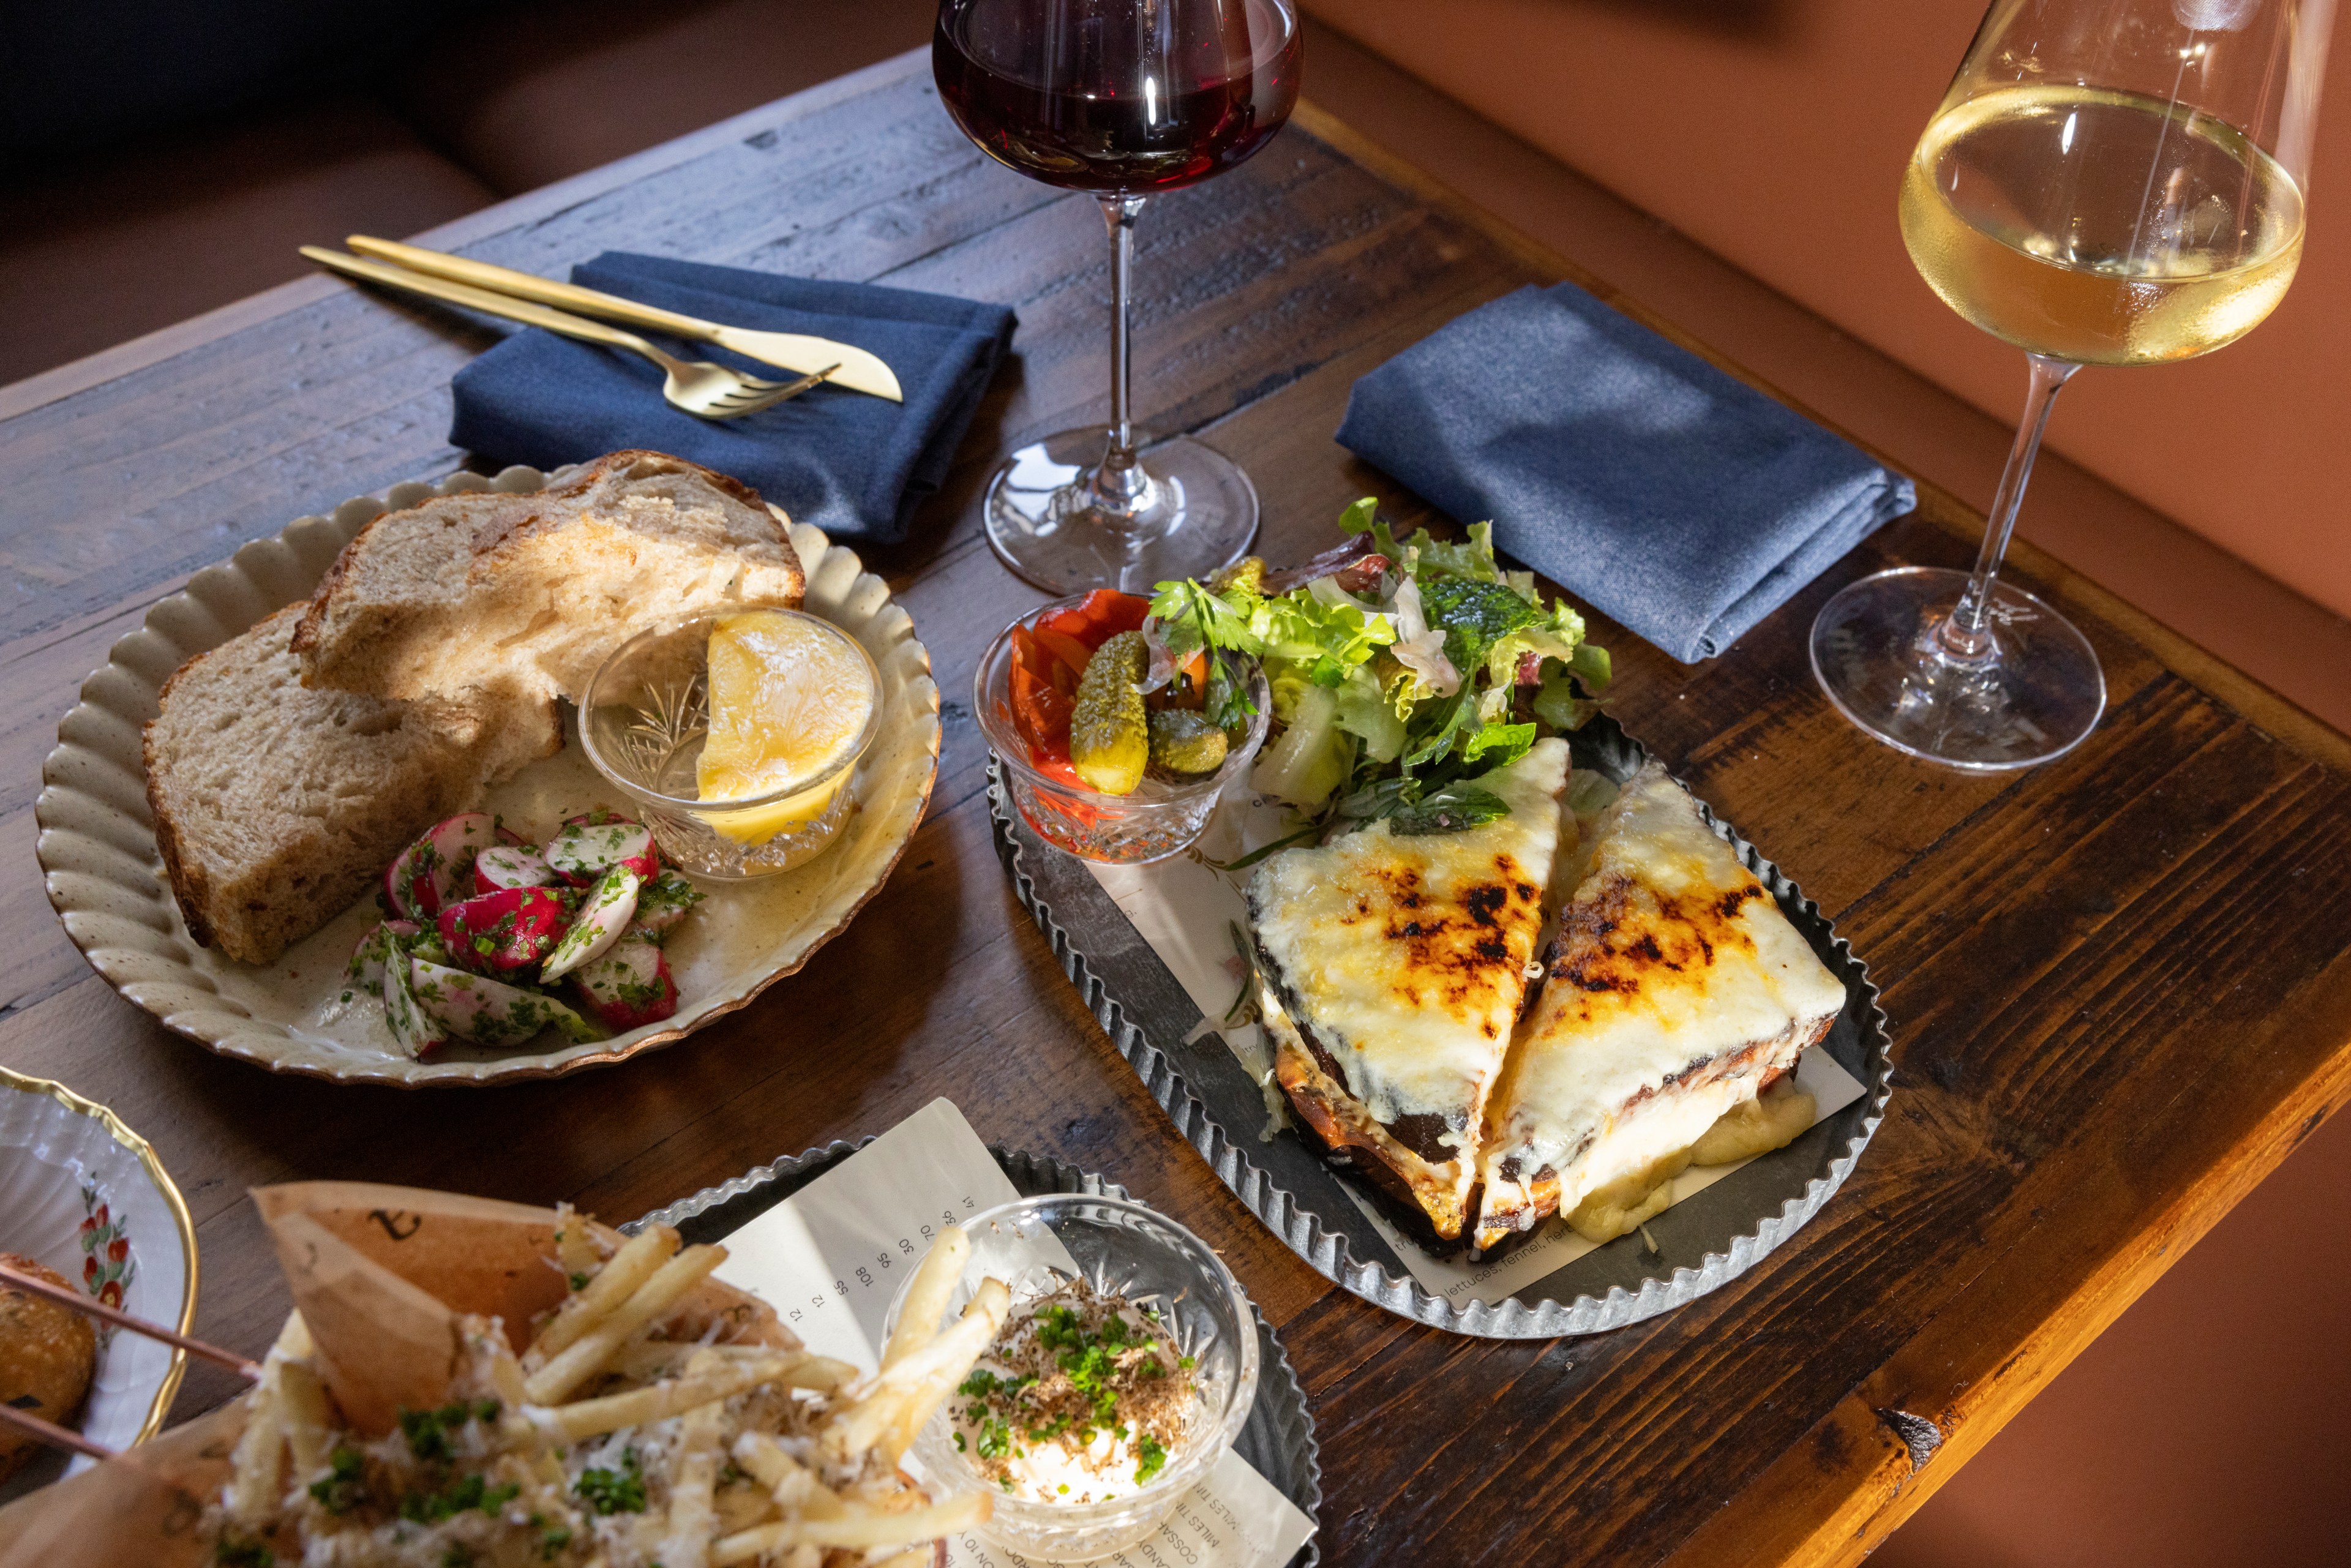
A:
<box><xmin>935</xmin><ymin>0</ymin><xmax>1302</xmax><ymax>591</ymax></box>
<box><xmin>936</xmin><ymin>1</ymin><xmax>1300</xmax><ymax>194</ymax></box>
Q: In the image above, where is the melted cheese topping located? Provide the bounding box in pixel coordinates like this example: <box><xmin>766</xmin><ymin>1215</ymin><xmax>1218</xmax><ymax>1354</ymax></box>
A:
<box><xmin>1247</xmin><ymin>740</ymin><xmax>1569</xmax><ymax>1132</ymax></box>
<box><xmin>1476</xmin><ymin>759</ymin><xmax>1847</xmax><ymax>1231</ymax></box>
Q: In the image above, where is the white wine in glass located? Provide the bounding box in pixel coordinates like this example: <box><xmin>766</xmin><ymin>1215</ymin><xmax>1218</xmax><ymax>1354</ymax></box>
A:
<box><xmin>1813</xmin><ymin>0</ymin><xmax>2333</xmax><ymax>770</ymax></box>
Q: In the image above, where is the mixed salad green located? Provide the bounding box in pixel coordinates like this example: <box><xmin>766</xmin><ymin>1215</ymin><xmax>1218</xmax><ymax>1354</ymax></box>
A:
<box><xmin>1148</xmin><ymin>499</ymin><xmax>1609</xmax><ymax>838</ymax></box>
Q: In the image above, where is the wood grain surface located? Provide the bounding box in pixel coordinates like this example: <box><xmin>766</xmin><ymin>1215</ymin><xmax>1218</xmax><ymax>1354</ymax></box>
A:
<box><xmin>2</xmin><ymin>51</ymin><xmax>2347</xmax><ymax>1568</ymax></box>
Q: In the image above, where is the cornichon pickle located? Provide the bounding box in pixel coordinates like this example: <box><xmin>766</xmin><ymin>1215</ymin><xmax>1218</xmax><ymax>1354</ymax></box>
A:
<box><xmin>1149</xmin><ymin>710</ymin><xmax>1229</xmax><ymax>776</ymax></box>
<box><xmin>1207</xmin><ymin>555</ymin><xmax>1265</xmax><ymax>596</ymax></box>
<box><xmin>1069</xmin><ymin>631</ymin><xmax>1150</xmax><ymax>794</ymax></box>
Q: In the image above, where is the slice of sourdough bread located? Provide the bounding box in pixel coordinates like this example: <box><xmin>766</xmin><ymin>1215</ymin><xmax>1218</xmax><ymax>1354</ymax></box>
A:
<box><xmin>145</xmin><ymin>606</ymin><xmax>560</xmax><ymax>965</ymax></box>
<box><xmin>291</xmin><ymin>451</ymin><xmax>804</xmax><ymax>705</ymax></box>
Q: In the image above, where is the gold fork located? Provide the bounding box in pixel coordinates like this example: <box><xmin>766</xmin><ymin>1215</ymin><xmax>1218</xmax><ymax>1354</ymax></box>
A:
<box><xmin>301</xmin><ymin>247</ymin><xmax>834</xmax><ymax>421</ymax></box>
<box><xmin>345</xmin><ymin>234</ymin><xmax>903</xmax><ymax>402</ymax></box>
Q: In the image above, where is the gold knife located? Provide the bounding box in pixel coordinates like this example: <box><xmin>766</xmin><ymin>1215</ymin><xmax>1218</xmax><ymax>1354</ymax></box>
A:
<box><xmin>343</xmin><ymin>234</ymin><xmax>904</xmax><ymax>403</ymax></box>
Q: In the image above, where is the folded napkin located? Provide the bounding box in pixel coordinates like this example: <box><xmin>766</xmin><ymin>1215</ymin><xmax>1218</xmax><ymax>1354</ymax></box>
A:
<box><xmin>1335</xmin><ymin>282</ymin><xmax>1916</xmax><ymax>662</ymax></box>
<box><xmin>450</xmin><ymin>253</ymin><xmax>1016</xmax><ymax>544</ymax></box>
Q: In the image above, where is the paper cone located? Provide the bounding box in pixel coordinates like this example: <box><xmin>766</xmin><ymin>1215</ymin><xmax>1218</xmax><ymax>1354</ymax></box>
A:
<box><xmin>0</xmin><ymin>1181</ymin><xmax>798</xmax><ymax>1561</ymax></box>
<box><xmin>0</xmin><ymin>1405</ymin><xmax>251</xmax><ymax>1568</ymax></box>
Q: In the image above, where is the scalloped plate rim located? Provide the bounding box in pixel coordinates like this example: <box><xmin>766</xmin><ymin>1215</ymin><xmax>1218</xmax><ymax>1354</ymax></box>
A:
<box><xmin>33</xmin><ymin>465</ymin><xmax>942</xmax><ymax>1088</ymax></box>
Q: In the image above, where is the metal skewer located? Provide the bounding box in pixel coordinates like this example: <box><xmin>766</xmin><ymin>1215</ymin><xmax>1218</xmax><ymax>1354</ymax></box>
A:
<box><xmin>0</xmin><ymin>1261</ymin><xmax>261</xmax><ymax>1381</ymax></box>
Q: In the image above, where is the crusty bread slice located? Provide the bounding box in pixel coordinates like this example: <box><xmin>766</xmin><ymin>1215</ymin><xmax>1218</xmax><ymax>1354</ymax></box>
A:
<box><xmin>291</xmin><ymin>451</ymin><xmax>803</xmax><ymax>705</ymax></box>
<box><xmin>145</xmin><ymin>606</ymin><xmax>560</xmax><ymax>966</ymax></box>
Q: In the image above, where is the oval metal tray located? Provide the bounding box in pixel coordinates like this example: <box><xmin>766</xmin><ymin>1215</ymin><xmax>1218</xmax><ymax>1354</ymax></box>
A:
<box><xmin>636</xmin><ymin>1141</ymin><xmax>1323</xmax><ymax>1568</ymax></box>
<box><xmin>988</xmin><ymin>715</ymin><xmax>1893</xmax><ymax>1339</ymax></box>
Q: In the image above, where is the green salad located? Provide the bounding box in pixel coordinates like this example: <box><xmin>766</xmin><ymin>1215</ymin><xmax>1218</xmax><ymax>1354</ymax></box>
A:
<box><xmin>1148</xmin><ymin>499</ymin><xmax>1609</xmax><ymax>838</ymax></box>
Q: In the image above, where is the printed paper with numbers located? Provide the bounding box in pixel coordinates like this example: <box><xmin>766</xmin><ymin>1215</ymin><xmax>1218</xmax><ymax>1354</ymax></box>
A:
<box><xmin>708</xmin><ymin>1097</ymin><xmax>1317</xmax><ymax>1568</ymax></box>
<box><xmin>1086</xmin><ymin>786</ymin><xmax>1865</xmax><ymax>1308</ymax></box>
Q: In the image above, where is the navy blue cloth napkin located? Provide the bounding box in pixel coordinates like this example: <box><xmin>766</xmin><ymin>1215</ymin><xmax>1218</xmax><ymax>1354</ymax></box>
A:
<box><xmin>1335</xmin><ymin>282</ymin><xmax>1916</xmax><ymax>662</ymax></box>
<box><xmin>450</xmin><ymin>253</ymin><xmax>1016</xmax><ymax>545</ymax></box>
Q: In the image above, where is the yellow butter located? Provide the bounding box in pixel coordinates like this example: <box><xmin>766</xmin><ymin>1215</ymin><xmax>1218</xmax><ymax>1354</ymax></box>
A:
<box><xmin>696</xmin><ymin>610</ymin><xmax>873</xmax><ymax>844</ymax></box>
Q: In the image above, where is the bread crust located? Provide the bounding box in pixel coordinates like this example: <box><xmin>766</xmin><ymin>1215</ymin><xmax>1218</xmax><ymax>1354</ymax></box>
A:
<box><xmin>294</xmin><ymin>452</ymin><xmax>803</xmax><ymax>702</ymax></box>
<box><xmin>143</xmin><ymin>653</ymin><xmax>217</xmax><ymax>953</ymax></box>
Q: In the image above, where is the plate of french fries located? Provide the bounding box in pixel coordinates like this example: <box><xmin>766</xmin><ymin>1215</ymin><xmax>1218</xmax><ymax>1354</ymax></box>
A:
<box><xmin>0</xmin><ymin>1182</ymin><xmax>1014</xmax><ymax>1568</ymax></box>
<box><xmin>643</xmin><ymin>1140</ymin><xmax>1326</xmax><ymax>1568</ymax></box>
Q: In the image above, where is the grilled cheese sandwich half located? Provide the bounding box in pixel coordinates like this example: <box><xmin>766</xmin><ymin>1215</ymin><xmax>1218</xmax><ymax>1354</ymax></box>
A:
<box><xmin>1473</xmin><ymin>759</ymin><xmax>1845</xmax><ymax>1250</ymax></box>
<box><xmin>1247</xmin><ymin>738</ymin><xmax>1571</xmax><ymax>1240</ymax></box>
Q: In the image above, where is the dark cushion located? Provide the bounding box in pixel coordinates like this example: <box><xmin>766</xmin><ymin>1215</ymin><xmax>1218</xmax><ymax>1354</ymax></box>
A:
<box><xmin>391</xmin><ymin>0</ymin><xmax>936</xmax><ymax>197</ymax></box>
<box><xmin>0</xmin><ymin>98</ymin><xmax>494</xmax><ymax>384</ymax></box>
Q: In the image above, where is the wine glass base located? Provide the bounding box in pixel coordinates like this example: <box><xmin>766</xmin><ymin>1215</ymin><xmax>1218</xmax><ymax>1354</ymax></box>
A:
<box><xmin>1809</xmin><ymin>566</ymin><xmax>2105</xmax><ymax>771</ymax></box>
<box><xmin>983</xmin><ymin>427</ymin><xmax>1258</xmax><ymax>593</ymax></box>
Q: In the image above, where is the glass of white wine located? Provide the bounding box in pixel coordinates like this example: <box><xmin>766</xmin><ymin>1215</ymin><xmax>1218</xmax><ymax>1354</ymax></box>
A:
<box><xmin>1811</xmin><ymin>0</ymin><xmax>2333</xmax><ymax>770</ymax></box>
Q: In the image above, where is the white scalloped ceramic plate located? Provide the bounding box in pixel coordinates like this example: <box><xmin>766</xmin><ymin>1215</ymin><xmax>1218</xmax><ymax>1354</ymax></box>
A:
<box><xmin>32</xmin><ymin>467</ymin><xmax>940</xmax><ymax>1087</ymax></box>
<box><xmin>0</xmin><ymin>1068</ymin><xmax>197</xmax><ymax>1496</ymax></box>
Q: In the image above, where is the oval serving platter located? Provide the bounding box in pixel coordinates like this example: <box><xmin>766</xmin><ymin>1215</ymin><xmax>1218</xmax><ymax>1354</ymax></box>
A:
<box><xmin>636</xmin><ymin>1141</ymin><xmax>1324</xmax><ymax>1568</ymax></box>
<box><xmin>34</xmin><ymin>466</ymin><xmax>940</xmax><ymax>1087</ymax></box>
<box><xmin>988</xmin><ymin>716</ymin><xmax>1894</xmax><ymax>1340</ymax></box>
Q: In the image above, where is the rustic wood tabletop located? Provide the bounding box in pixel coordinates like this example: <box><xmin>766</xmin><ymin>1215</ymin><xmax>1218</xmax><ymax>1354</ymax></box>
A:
<box><xmin>2</xmin><ymin>50</ymin><xmax>2347</xmax><ymax>1568</ymax></box>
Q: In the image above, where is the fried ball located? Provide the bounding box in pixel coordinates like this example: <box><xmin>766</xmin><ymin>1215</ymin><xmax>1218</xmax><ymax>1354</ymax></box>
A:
<box><xmin>0</xmin><ymin>1253</ymin><xmax>98</xmax><ymax>1482</ymax></box>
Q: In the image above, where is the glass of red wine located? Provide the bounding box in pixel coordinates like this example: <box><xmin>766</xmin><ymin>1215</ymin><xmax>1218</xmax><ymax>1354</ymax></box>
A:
<box><xmin>936</xmin><ymin>0</ymin><xmax>1302</xmax><ymax>592</ymax></box>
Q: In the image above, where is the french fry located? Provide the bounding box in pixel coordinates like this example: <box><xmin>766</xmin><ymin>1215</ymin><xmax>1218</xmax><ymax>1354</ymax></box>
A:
<box><xmin>552</xmin><ymin>1201</ymin><xmax>605</xmax><ymax>1280</ymax></box>
<box><xmin>525</xmin><ymin>1241</ymin><xmax>722</xmax><ymax>1403</ymax></box>
<box><xmin>881</xmin><ymin>1223</ymin><xmax>969</xmax><ymax>1371</ymax></box>
<box><xmin>712</xmin><ymin>1492</ymin><xmax>991</xmax><ymax>1561</ymax></box>
<box><xmin>527</xmin><ymin>1355</ymin><xmax>803</xmax><ymax>1444</ymax></box>
<box><xmin>277</xmin><ymin>1356</ymin><xmax>334</xmax><ymax>1479</ymax></box>
<box><xmin>524</xmin><ymin>1225</ymin><xmax>677</xmax><ymax>1370</ymax></box>
<box><xmin>778</xmin><ymin>1355</ymin><xmax>858</xmax><ymax>1393</ymax></box>
<box><xmin>730</xmin><ymin>1432</ymin><xmax>842</xmax><ymax>1519</ymax></box>
<box><xmin>220</xmin><ymin>1375</ymin><xmax>283</xmax><ymax>1529</ymax></box>
<box><xmin>833</xmin><ymin>1277</ymin><xmax>1008</xmax><ymax>1462</ymax></box>
<box><xmin>658</xmin><ymin>1349</ymin><xmax>726</xmax><ymax>1568</ymax></box>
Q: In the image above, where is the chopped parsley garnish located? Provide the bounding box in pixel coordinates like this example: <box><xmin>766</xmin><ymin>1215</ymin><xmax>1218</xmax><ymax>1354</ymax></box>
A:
<box><xmin>308</xmin><ymin>1445</ymin><xmax>366</xmax><ymax>1514</ymax></box>
<box><xmin>397</xmin><ymin>1399</ymin><xmax>500</xmax><ymax>1465</ymax></box>
<box><xmin>574</xmin><ymin>1448</ymin><xmax>647</xmax><ymax>1515</ymax></box>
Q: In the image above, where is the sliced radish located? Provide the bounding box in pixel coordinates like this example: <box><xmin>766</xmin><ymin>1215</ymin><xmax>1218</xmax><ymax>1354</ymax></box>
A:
<box><xmin>546</xmin><ymin>817</ymin><xmax>658</xmax><ymax>887</ymax></box>
<box><xmin>343</xmin><ymin>920</ymin><xmax>419</xmax><ymax>998</ymax></box>
<box><xmin>437</xmin><ymin>887</ymin><xmax>569</xmax><ymax>976</ymax></box>
<box><xmin>538</xmin><ymin>867</ymin><xmax>642</xmax><ymax>983</ymax></box>
<box><xmin>631</xmin><ymin>870</ymin><xmax>704</xmax><ymax>939</ymax></box>
<box><xmin>473</xmin><ymin>845</ymin><xmax>554</xmax><ymax>895</ymax></box>
<box><xmin>409</xmin><ymin>958</ymin><xmax>593</xmax><ymax>1047</ymax></box>
<box><xmin>384</xmin><ymin>812</ymin><xmax>495</xmax><ymax>919</ymax></box>
<box><xmin>381</xmin><ymin>948</ymin><xmax>446</xmax><ymax>1059</ymax></box>
<box><xmin>571</xmin><ymin>931</ymin><xmax>678</xmax><ymax>1031</ymax></box>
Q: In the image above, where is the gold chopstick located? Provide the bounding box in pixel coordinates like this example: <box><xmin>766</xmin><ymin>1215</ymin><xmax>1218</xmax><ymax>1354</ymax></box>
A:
<box><xmin>0</xmin><ymin>1261</ymin><xmax>261</xmax><ymax>1381</ymax></box>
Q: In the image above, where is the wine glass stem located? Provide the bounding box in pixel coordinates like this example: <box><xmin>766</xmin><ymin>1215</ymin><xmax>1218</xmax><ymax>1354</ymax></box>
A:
<box><xmin>1090</xmin><ymin>195</ymin><xmax>1152</xmax><ymax>518</ymax></box>
<box><xmin>1941</xmin><ymin>351</ymin><xmax>2080</xmax><ymax>659</ymax></box>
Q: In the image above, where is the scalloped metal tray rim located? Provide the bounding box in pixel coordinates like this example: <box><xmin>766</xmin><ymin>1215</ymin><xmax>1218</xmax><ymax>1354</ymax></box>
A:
<box><xmin>987</xmin><ymin>745</ymin><xmax>1894</xmax><ymax>1340</ymax></box>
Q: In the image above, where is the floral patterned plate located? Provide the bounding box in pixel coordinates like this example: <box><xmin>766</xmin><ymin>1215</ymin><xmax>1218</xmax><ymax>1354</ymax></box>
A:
<box><xmin>0</xmin><ymin>1069</ymin><xmax>197</xmax><ymax>1498</ymax></box>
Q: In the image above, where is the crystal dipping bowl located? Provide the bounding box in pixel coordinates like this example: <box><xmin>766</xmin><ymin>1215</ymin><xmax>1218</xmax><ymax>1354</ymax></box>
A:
<box><xmin>885</xmin><ymin>1195</ymin><xmax>1261</xmax><ymax>1564</ymax></box>
<box><xmin>976</xmin><ymin>598</ymin><xmax>1270</xmax><ymax>866</ymax></box>
<box><xmin>580</xmin><ymin>609</ymin><xmax>881</xmax><ymax>879</ymax></box>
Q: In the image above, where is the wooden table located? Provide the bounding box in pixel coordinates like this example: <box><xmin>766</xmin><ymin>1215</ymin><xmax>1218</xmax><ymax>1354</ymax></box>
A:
<box><xmin>4</xmin><ymin>50</ymin><xmax>2348</xmax><ymax>1568</ymax></box>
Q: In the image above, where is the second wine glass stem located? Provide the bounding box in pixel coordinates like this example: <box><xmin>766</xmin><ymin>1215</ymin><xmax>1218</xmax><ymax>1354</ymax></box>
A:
<box><xmin>1941</xmin><ymin>351</ymin><xmax>2080</xmax><ymax>659</ymax></box>
<box><xmin>1091</xmin><ymin>194</ymin><xmax>1152</xmax><ymax>517</ymax></box>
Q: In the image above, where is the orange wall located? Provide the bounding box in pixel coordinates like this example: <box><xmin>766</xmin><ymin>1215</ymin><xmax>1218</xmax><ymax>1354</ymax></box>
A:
<box><xmin>1304</xmin><ymin>0</ymin><xmax>2351</xmax><ymax>622</ymax></box>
